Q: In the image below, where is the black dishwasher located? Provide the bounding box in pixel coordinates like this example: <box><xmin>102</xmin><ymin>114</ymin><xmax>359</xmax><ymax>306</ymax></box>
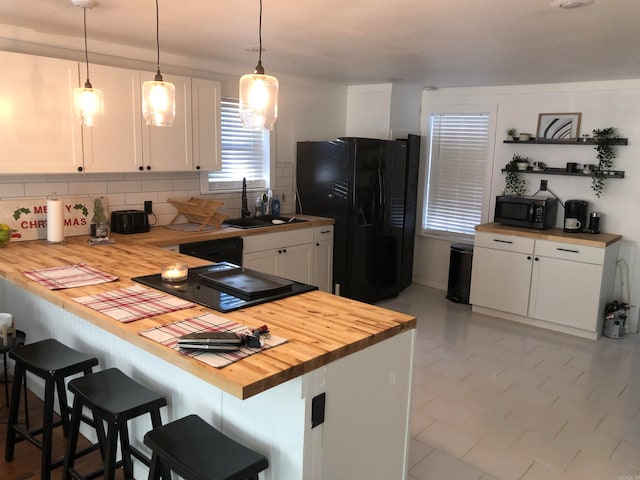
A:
<box><xmin>179</xmin><ymin>237</ymin><xmax>243</xmax><ymax>266</ymax></box>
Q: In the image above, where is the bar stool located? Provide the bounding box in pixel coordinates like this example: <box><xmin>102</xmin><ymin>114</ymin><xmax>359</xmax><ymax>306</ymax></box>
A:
<box><xmin>63</xmin><ymin>367</ymin><xmax>168</xmax><ymax>480</ymax></box>
<box><xmin>0</xmin><ymin>329</ymin><xmax>29</xmax><ymax>426</ymax></box>
<box><xmin>144</xmin><ymin>414</ymin><xmax>269</xmax><ymax>480</ymax></box>
<box><xmin>4</xmin><ymin>338</ymin><xmax>99</xmax><ymax>480</ymax></box>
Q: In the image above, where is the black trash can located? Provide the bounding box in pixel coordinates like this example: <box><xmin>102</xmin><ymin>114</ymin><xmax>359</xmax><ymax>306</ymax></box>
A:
<box><xmin>446</xmin><ymin>243</ymin><xmax>474</xmax><ymax>304</ymax></box>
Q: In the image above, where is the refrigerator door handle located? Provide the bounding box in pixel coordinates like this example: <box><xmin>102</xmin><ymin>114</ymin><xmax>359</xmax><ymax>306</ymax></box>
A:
<box><xmin>377</xmin><ymin>168</ymin><xmax>386</xmax><ymax>223</ymax></box>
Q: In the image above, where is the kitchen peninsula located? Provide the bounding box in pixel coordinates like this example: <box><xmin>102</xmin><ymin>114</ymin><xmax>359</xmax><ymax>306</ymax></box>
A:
<box><xmin>0</xmin><ymin>228</ymin><xmax>416</xmax><ymax>479</ymax></box>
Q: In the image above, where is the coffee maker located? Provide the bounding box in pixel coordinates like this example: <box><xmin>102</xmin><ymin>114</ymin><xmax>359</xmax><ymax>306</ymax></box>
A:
<box><xmin>564</xmin><ymin>199</ymin><xmax>588</xmax><ymax>233</ymax></box>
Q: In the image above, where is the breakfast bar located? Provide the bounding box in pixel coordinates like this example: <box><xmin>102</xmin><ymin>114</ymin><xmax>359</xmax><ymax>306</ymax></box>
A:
<box><xmin>0</xmin><ymin>232</ymin><xmax>416</xmax><ymax>479</ymax></box>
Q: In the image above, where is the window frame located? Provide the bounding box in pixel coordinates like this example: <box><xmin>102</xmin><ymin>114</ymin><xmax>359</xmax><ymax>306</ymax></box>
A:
<box><xmin>200</xmin><ymin>97</ymin><xmax>274</xmax><ymax>194</ymax></box>
<box><xmin>418</xmin><ymin>104</ymin><xmax>497</xmax><ymax>241</ymax></box>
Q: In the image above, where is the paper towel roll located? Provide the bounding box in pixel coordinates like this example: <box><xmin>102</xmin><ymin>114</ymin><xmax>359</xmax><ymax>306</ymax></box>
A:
<box><xmin>47</xmin><ymin>199</ymin><xmax>64</xmax><ymax>243</ymax></box>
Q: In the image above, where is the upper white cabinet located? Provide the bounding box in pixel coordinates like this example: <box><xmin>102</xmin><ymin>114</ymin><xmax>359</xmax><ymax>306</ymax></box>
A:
<box><xmin>0</xmin><ymin>52</ymin><xmax>222</xmax><ymax>174</ymax></box>
<box><xmin>191</xmin><ymin>78</ymin><xmax>222</xmax><ymax>172</ymax></box>
<box><xmin>0</xmin><ymin>52</ymin><xmax>83</xmax><ymax>174</ymax></box>
<box><xmin>81</xmin><ymin>64</ymin><xmax>143</xmax><ymax>173</ymax></box>
<box><xmin>141</xmin><ymin>72</ymin><xmax>193</xmax><ymax>172</ymax></box>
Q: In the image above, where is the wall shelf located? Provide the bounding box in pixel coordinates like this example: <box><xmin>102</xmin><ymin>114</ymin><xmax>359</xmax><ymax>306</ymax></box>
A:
<box><xmin>503</xmin><ymin>138</ymin><xmax>628</xmax><ymax>146</ymax></box>
<box><xmin>501</xmin><ymin>167</ymin><xmax>625</xmax><ymax>178</ymax></box>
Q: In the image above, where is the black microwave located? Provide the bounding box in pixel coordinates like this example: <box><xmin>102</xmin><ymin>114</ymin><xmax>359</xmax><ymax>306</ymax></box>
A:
<box><xmin>494</xmin><ymin>195</ymin><xmax>558</xmax><ymax>230</ymax></box>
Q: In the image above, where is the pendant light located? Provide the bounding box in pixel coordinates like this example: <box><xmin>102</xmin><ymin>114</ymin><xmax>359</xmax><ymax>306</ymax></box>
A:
<box><xmin>72</xmin><ymin>0</ymin><xmax>103</xmax><ymax>127</ymax></box>
<box><xmin>239</xmin><ymin>0</ymin><xmax>279</xmax><ymax>130</ymax></box>
<box><xmin>142</xmin><ymin>0</ymin><xmax>175</xmax><ymax>127</ymax></box>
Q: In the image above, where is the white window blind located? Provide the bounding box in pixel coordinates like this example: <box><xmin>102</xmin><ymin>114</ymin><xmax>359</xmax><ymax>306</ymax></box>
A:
<box><xmin>206</xmin><ymin>97</ymin><xmax>269</xmax><ymax>191</ymax></box>
<box><xmin>424</xmin><ymin>112</ymin><xmax>490</xmax><ymax>235</ymax></box>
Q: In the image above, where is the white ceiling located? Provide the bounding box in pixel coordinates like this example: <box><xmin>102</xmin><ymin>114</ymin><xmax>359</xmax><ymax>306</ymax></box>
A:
<box><xmin>1</xmin><ymin>0</ymin><xmax>639</xmax><ymax>88</ymax></box>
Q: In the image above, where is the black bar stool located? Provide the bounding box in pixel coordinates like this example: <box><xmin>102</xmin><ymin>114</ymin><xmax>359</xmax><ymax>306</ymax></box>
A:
<box><xmin>0</xmin><ymin>329</ymin><xmax>29</xmax><ymax>427</ymax></box>
<box><xmin>4</xmin><ymin>338</ymin><xmax>99</xmax><ymax>480</ymax></box>
<box><xmin>144</xmin><ymin>414</ymin><xmax>269</xmax><ymax>480</ymax></box>
<box><xmin>63</xmin><ymin>367</ymin><xmax>168</xmax><ymax>480</ymax></box>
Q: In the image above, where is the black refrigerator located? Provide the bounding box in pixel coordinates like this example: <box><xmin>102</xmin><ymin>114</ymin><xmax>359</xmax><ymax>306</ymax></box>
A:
<box><xmin>296</xmin><ymin>135</ymin><xmax>420</xmax><ymax>303</ymax></box>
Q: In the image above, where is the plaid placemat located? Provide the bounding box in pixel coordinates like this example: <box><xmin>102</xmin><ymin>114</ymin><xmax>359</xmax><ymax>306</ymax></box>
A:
<box><xmin>22</xmin><ymin>263</ymin><xmax>119</xmax><ymax>289</ymax></box>
<box><xmin>72</xmin><ymin>285</ymin><xmax>196</xmax><ymax>323</ymax></box>
<box><xmin>139</xmin><ymin>313</ymin><xmax>288</xmax><ymax>368</ymax></box>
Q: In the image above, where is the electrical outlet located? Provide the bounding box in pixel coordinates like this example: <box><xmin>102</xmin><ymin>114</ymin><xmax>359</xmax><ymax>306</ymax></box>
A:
<box><xmin>144</xmin><ymin>200</ymin><xmax>153</xmax><ymax>214</ymax></box>
<box><xmin>540</xmin><ymin>179</ymin><xmax>548</xmax><ymax>191</ymax></box>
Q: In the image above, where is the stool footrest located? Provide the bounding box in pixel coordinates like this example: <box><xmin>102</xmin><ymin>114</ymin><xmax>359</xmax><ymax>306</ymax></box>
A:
<box><xmin>128</xmin><ymin>444</ymin><xmax>151</xmax><ymax>467</ymax></box>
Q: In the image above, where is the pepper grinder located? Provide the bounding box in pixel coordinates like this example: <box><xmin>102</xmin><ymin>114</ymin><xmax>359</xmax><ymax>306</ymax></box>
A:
<box><xmin>588</xmin><ymin>212</ymin><xmax>600</xmax><ymax>234</ymax></box>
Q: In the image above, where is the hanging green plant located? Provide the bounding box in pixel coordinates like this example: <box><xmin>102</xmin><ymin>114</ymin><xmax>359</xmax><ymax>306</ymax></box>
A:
<box><xmin>503</xmin><ymin>155</ymin><xmax>527</xmax><ymax>195</ymax></box>
<box><xmin>591</xmin><ymin>127</ymin><xmax>619</xmax><ymax>198</ymax></box>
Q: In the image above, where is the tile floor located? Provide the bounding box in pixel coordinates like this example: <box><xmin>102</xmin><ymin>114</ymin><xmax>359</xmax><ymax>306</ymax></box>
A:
<box><xmin>379</xmin><ymin>284</ymin><xmax>640</xmax><ymax>480</ymax></box>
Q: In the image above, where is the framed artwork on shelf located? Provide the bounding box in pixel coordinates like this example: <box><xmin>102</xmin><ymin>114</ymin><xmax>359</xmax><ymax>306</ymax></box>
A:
<box><xmin>536</xmin><ymin>112</ymin><xmax>581</xmax><ymax>140</ymax></box>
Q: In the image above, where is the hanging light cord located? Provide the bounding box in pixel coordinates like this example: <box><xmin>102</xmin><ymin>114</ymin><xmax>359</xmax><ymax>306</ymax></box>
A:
<box><xmin>82</xmin><ymin>7</ymin><xmax>92</xmax><ymax>88</ymax></box>
<box><xmin>254</xmin><ymin>0</ymin><xmax>265</xmax><ymax>74</ymax></box>
<box><xmin>154</xmin><ymin>0</ymin><xmax>163</xmax><ymax>80</ymax></box>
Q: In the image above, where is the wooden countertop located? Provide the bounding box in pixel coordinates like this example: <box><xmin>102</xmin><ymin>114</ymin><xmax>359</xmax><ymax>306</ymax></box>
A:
<box><xmin>0</xmin><ymin>224</ymin><xmax>415</xmax><ymax>400</ymax></box>
<box><xmin>475</xmin><ymin>223</ymin><xmax>622</xmax><ymax>247</ymax></box>
<box><xmin>130</xmin><ymin>215</ymin><xmax>334</xmax><ymax>248</ymax></box>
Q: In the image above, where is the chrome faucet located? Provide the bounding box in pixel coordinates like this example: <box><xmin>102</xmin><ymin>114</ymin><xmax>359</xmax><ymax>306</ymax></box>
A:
<box><xmin>241</xmin><ymin>177</ymin><xmax>251</xmax><ymax>223</ymax></box>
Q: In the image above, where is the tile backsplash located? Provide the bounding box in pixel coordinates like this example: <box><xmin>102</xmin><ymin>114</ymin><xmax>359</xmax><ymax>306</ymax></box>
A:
<box><xmin>0</xmin><ymin>162</ymin><xmax>295</xmax><ymax>227</ymax></box>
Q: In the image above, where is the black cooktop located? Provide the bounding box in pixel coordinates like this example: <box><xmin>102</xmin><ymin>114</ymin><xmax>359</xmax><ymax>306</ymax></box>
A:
<box><xmin>132</xmin><ymin>262</ymin><xmax>318</xmax><ymax>313</ymax></box>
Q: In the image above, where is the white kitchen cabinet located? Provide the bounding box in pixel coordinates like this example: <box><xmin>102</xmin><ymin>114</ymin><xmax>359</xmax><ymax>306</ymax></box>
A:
<box><xmin>470</xmin><ymin>229</ymin><xmax>620</xmax><ymax>339</ymax></box>
<box><xmin>141</xmin><ymin>72</ymin><xmax>193</xmax><ymax>172</ymax></box>
<box><xmin>0</xmin><ymin>52</ymin><xmax>83</xmax><ymax>174</ymax></box>
<box><xmin>81</xmin><ymin>64</ymin><xmax>143</xmax><ymax>172</ymax></box>
<box><xmin>191</xmin><ymin>78</ymin><xmax>222</xmax><ymax>172</ymax></box>
<box><xmin>313</xmin><ymin>226</ymin><xmax>334</xmax><ymax>293</ymax></box>
<box><xmin>243</xmin><ymin>226</ymin><xmax>334</xmax><ymax>288</ymax></box>
<box><xmin>243</xmin><ymin>228</ymin><xmax>315</xmax><ymax>285</ymax></box>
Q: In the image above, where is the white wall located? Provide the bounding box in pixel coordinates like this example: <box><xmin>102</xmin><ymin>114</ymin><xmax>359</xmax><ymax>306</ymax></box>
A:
<box><xmin>414</xmin><ymin>80</ymin><xmax>640</xmax><ymax>331</ymax></box>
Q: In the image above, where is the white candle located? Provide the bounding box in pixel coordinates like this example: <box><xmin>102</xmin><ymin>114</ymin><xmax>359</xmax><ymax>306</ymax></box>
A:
<box><xmin>161</xmin><ymin>262</ymin><xmax>188</xmax><ymax>282</ymax></box>
<box><xmin>47</xmin><ymin>199</ymin><xmax>64</xmax><ymax>243</ymax></box>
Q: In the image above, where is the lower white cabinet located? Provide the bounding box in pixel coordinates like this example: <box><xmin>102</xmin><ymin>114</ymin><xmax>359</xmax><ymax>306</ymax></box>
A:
<box><xmin>470</xmin><ymin>231</ymin><xmax>619</xmax><ymax>339</ymax></box>
<box><xmin>243</xmin><ymin>226</ymin><xmax>333</xmax><ymax>290</ymax></box>
<box><xmin>313</xmin><ymin>227</ymin><xmax>334</xmax><ymax>293</ymax></box>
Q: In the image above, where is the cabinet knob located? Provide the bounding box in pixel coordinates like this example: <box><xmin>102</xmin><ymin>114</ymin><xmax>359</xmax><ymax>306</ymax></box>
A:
<box><xmin>195</xmin><ymin>165</ymin><xmax>200</xmax><ymax>170</ymax></box>
<box><xmin>146</xmin><ymin>165</ymin><xmax>151</xmax><ymax>171</ymax></box>
<box><xmin>527</xmin><ymin>256</ymin><xmax>531</xmax><ymax>260</ymax></box>
<box><xmin>278</xmin><ymin>249</ymin><xmax>282</xmax><ymax>254</ymax></box>
<box><xmin>534</xmin><ymin>257</ymin><xmax>539</xmax><ymax>261</ymax></box>
<box><xmin>283</xmin><ymin>249</ymin><xmax>287</xmax><ymax>253</ymax></box>
<box><xmin>77</xmin><ymin>166</ymin><xmax>83</xmax><ymax>172</ymax></box>
<box><xmin>138</xmin><ymin>166</ymin><xmax>144</xmax><ymax>171</ymax></box>
<box><xmin>316</xmin><ymin>242</ymin><xmax>320</xmax><ymax>246</ymax></box>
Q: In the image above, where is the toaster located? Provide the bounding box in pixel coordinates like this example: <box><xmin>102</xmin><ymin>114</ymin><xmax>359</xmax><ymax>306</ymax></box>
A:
<box><xmin>111</xmin><ymin>210</ymin><xmax>150</xmax><ymax>234</ymax></box>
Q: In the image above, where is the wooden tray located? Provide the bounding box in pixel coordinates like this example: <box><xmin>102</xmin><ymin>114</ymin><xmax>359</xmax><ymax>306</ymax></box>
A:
<box><xmin>167</xmin><ymin>197</ymin><xmax>227</xmax><ymax>231</ymax></box>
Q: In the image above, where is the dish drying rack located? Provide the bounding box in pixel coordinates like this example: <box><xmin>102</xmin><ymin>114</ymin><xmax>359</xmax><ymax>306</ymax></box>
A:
<box><xmin>167</xmin><ymin>198</ymin><xmax>228</xmax><ymax>231</ymax></box>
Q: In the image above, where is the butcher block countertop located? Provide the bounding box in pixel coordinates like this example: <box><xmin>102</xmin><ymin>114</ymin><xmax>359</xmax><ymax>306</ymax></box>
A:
<box><xmin>132</xmin><ymin>214</ymin><xmax>334</xmax><ymax>248</ymax></box>
<box><xmin>0</xmin><ymin>226</ymin><xmax>415</xmax><ymax>400</ymax></box>
<box><xmin>476</xmin><ymin>223</ymin><xmax>622</xmax><ymax>248</ymax></box>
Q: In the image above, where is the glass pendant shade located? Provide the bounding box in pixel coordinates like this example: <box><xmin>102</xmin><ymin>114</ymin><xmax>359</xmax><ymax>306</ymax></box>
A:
<box><xmin>74</xmin><ymin>82</ymin><xmax>104</xmax><ymax>126</ymax></box>
<box><xmin>239</xmin><ymin>72</ymin><xmax>278</xmax><ymax>130</ymax></box>
<box><xmin>142</xmin><ymin>76</ymin><xmax>176</xmax><ymax>127</ymax></box>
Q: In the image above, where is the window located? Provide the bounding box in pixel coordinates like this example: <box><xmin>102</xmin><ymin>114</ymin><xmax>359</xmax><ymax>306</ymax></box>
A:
<box><xmin>202</xmin><ymin>97</ymin><xmax>270</xmax><ymax>192</ymax></box>
<box><xmin>423</xmin><ymin>111</ymin><xmax>492</xmax><ymax>236</ymax></box>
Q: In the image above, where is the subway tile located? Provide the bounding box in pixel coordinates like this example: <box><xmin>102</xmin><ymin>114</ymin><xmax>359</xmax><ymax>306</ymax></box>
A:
<box><xmin>0</xmin><ymin>183</ymin><xmax>26</xmax><ymax>197</ymax></box>
<box><xmin>141</xmin><ymin>179</ymin><xmax>173</xmax><ymax>192</ymax></box>
<box><xmin>68</xmin><ymin>182</ymin><xmax>107</xmax><ymax>195</ymax></box>
<box><xmin>172</xmin><ymin>178</ymin><xmax>200</xmax><ymax>190</ymax></box>
<box><xmin>107</xmin><ymin>181</ymin><xmax>141</xmax><ymax>194</ymax></box>
<box><xmin>24</xmin><ymin>182</ymin><xmax>69</xmax><ymax>197</ymax></box>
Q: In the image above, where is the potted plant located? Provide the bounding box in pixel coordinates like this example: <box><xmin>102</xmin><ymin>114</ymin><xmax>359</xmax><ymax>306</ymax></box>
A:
<box><xmin>504</xmin><ymin>155</ymin><xmax>527</xmax><ymax>195</ymax></box>
<box><xmin>506</xmin><ymin>127</ymin><xmax>518</xmax><ymax>140</ymax></box>
<box><xmin>591</xmin><ymin>127</ymin><xmax>619</xmax><ymax>198</ymax></box>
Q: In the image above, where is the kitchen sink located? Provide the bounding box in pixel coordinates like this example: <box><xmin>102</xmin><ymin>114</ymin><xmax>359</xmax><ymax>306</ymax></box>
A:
<box><xmin>223</xmin><ymin>216</ymin><xmax>307</xmax><ymax>229</ymax></box>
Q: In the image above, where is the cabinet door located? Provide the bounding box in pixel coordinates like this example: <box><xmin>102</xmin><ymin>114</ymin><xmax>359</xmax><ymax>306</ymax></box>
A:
<box><xmin>277</xmin><ymin>243</ymin><xmax>314</xmax><ymax>284</ymax></box>
<box><xmin>0</xmin><ymin>52</ymin><xmax>83</xmax><ymax>174</ymax></box>
<box><xmin>244</xmin><ymin>248</ymin><xmax>278</xmax><ymax>276</ymax></box>
<box><xmin>191</xmin><ymin>78</ymin><xmax>221</xmax><ymax>172</ymax></box>
<box><xmin>141</xmin><ymin>72</ymin><xmax>193</xmax><ymax>171</ymax></box>
<box><xmin>313</xmin><ymin>227</ymin><xmax>334</xmax><ymax>293</ymax></box>
<box><xmin>82</xmin><ymin>64</ymin><xmax>143</xmax><ymax>172</ymax></box>
<box><xmin>529</xmin><ymin>256</ymin><xmax>602</xmax><ymax>330</ymax></box>
<box><xmin>470</xmin><ymin>246</ymin><xmax>533</xmax><ymax>316</ymax></box>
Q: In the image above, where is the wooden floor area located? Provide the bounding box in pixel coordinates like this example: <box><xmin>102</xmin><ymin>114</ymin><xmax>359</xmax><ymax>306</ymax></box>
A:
<box><xmin>0</xmin><ymin>379</ymin><xmax>126</xmax><ymax>480</ymax></box>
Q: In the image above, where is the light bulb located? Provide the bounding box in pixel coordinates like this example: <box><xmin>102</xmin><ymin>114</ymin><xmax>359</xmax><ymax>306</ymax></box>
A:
<box><xmin>74</xmin><ymin>86</ymin><xmax>104</xmax><ymax>126</ymax></box>
<box><xmin>142</xmin><ymin>79</ymin><xmax>175</xmax><ymax>127</ymax></box>
<box><xmin>239</xmin><ymin>73</ymin><xmax>278</xmax><ymax>130</ymax></box>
